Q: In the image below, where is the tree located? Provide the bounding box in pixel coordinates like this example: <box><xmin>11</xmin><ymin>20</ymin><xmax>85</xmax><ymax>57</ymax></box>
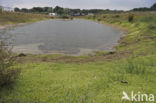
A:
<box><xmin>133</xmin><ymin>7</ymin><xmax>150</xmax><ymax>11</ymax></box>
<box><xmin>64</xmin><ymin>8</ymin><xmax>70</xmax><ymax>15</ymax></box>
<box><xmin>0</xmin><ymin>6</ymin><xmax>3</xmax><ymax>13</ymax></box>
<box><xmin>71</xmin><ymin>9</ymin><xmax>81</xmax><ymax>14</ymax></box>
<box><xmin>32</xmin><ymin>7</ymin><xmax>44</xmax><ymax>13</ymax></box>
<box><xmin>43</xmin><ymin>7</ymin><xmax>53</xmax><ymax>13</ymax></box>
<box><xmin>47</xmin><ymin>7</ymin><xmax>53</xmax><ymax>13</ymax></box>
<box><xmin>21</xmin><ymin>8</ymin><xmax>29</xmax><ymax>13</ymax></box>
<box><xmin>0</xmin><ymin>8</ymin><xmax>2</xmax><ymax>13</ymax></box>
<box><xmin>132</xmin><ymin>2</ymin><xmax>156</xmax><ymax>11</ymax></box>
<box><xmin>14</xmin><ymin>7</ymin><xmax>20</xmax><ymax>12</ymax></box>
<box><xmin>151</xmin><ymin>3</ymin><xmax>156</xmax><ymax>10</ymax></box>
<box><xmin>151</xmin><ymin>3</ymin><xmax>156</xmax><ymax>8</ymax></box>
<box><xmin>81</xmin><ymin>9</ymin><xmax>88</xmax><ymax>15</ymax></box>
<box><xmin>54</xmin><ymin>6</ymin><xmax>64</xmax><ymax>15</ymax></box>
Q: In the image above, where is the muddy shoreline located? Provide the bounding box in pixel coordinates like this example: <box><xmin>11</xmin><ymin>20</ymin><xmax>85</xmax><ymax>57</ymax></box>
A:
<box><xmin>0</xmin><ymin>23</ymin><xmax>27</xmax><ymax>30</ymax></box>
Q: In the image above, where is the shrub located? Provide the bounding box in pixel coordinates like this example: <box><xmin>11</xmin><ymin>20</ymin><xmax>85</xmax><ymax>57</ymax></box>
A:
<box><xmin>103</xmin><ymin>15</ymin><xmax>107</xmax><ymax>18</ymax></box>
<box><xmin>97</xmin><ymin>18</ymin><xmax>101</xmax><ymax>21</ymax></box>
<box><xmin>88</xmin><ymin>16</ymin><xmax>91</xmax><ymax>19</ymax></box>
<box><xmin>0</xmin><ymin>36</ymin><xmax>20</xmax><ymax>87</ymax></box>
<box><xmin>114</xmin><ymin>15</ymin><xmax>120</xmax><ymax>18</ymax></box>
<box><xmin>70</xmin><ymin>16</ymin><xmax>73</xmax><ymax>20</ymax></box>
<box><xmin>59</xmin><ymin>14</ymin><xmax>70</xmax><ymax>19</ymax></box>
<box><xmin>148</xmin><ymin>23</ymin><xmax>156</xmax><ymax>29</ymax></box>
<box><xmin>128</xmin><ymin>14</ymin><xmax>134</xmax><ymax>22</ymax></box>
<box><xmin>61</xmin><ymin>15</ymin><xmax>70</xmax><ymax>19</ymax></box>
<box><xmin>93</xmin><ymin>15</ymin><xmax>96</xmax><ymax>19</ymax></box>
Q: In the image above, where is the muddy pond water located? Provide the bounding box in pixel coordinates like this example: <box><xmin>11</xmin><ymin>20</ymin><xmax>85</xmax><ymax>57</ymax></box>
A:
<box><xmin>0</xmin><ymin>19</ymin><xmax>123</xmax><ymax>55</ymax></box>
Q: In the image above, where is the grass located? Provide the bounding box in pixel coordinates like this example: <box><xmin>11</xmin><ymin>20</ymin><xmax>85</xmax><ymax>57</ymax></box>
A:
<box><xmin>0</xmin><ymin>55</ymin><xmax>156</xmax><ymax>103</ymax></box>
<box><xmin>78</xmin><ymin>12</ymin><xmax>156</xmax><ymax>56</ymax></box>
<box><xmin>0</xmin><ymin>11</ymin><xmax>49</xmax><ymax>26</ymax></box>
<box><xmin>0</xmin><ymin>12</ymin><xmax>156</xmax><ymax>103</ymax></box>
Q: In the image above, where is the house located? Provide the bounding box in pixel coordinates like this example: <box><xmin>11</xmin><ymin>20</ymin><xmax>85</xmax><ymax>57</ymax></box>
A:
<box><xmin>73</xmin><ymin>13</ymin><xmax>86</xmax><ymax>16</ymax></box>
<box><xmin>49</xmin><ymin>13</ymin><xmax>57</xmax><ymax>16</ymax></box>
<box><xmin>73</xmin><ymin>13</ymin><xmax>81</xmax><ymax>16</ymax></box>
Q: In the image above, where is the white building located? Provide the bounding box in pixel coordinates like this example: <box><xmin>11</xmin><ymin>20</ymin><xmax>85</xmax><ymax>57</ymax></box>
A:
<box><xmin>73</xmin><ymin>13</ymin><xmax>81</xmax><ymax>16</ymax></box>
<box><xmin>49</xmin><ymin>13</ymin><xmax>57</xmax><ymax>16</ymax></box>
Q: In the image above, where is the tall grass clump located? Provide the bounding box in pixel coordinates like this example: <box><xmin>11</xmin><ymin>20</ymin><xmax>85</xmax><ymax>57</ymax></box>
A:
<box><xmin>124</xmin><ymin>59</ymin><xmax>146</xmax><ymax>74</ymax></box>
<box><xmin>128</xmin><ymin>14</ymin><xmax>134</xmax><ymax>22</ymax></box>
<box><xmin>113</xmin><ymin>15</ymin><xmax>120</xmax><ymax>18</ymax></box>
<box><xmin>148</xmin><ymin>23</ymin><xmax>156</xmax><ymax>30</ymax></box>
<box><xmin>120</xmin><ymin>55</ymin><xmax>156</xmax><ymax>75</ymax></box>
<box><xmin>0</xmin><ymin>35</ymin><xmax>20</xmax><ymax>87</ymax></box>
<box><xmin>120</xmin><ymin>56</ymin><xmax>154</xmax><ymax>75</ymax></box>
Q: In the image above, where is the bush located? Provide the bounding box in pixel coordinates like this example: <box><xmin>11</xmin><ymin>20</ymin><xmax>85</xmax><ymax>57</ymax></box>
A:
<box><xmin>97</xmin><ymin>18</ymin><xmax>101</xmax><ymax>21</ymax></box>
<box><xmin>93</xmin><ymin>15</ymin><xmax>96</xmax><ymax>19</ymax></box>
<box><xmin>148</xmin><ymin>23</ymin><xmax>156</xmax><ymax>29</ymax></box>
<box><xmin>0</xmin><ymin>36</ymin><xmax>20</xmax><ymax>87</ymax></box>
<box><xmin>128</xmin><ymin>14</ymin><xmax>134</xmax><ymax>22</ymax></box>
<box><xmin>60</xmin><ymin>15</ymin><xmax>70</xmax><ymax>19</ymax></box>
<box><xmin>113</xmin><ymin>15</ymin><xmax>120</xmax><ymax>18</ymax></box>
<box><xmin>103</xmin><ymin>15</ymin><xmax>107</xmax><ymax>18</ymax></box>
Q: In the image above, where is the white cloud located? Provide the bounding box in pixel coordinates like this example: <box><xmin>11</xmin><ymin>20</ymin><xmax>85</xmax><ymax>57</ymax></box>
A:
<box><xmin>1</xmin><ymin>0</ymin><xmax>155</xmax><ymax>10</ymax></box>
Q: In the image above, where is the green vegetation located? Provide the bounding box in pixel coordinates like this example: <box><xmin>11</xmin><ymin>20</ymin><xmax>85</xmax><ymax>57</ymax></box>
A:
<box><xmin>14</xmin><ymin>3</ymin><xmax>156</xmax><ymax>16</ymax></box>
<box><xmin>128</xmin><ymin>14</ymin><xmax>134</xmax><ymax>22</ymax></box>
<box><xmin>0</xmin><ymin>11</ymin><xmax>156</xmax><ymax>103</ymax></box>
<box><xmin>0</xmin><ymin>55</ymin><xmax>155</xmax><ymax>103</ymax></box>
<box><xmin>14</xmin><ymin>7</ymin><xmax>53</xmax><ymax>14</ymax></box>
<box><xmin>0</xmin><ymin>35</ymin><xmax>20</xmax><ymax>87</ymax></box>
<box><xmin>0</xmin><ymin>12</ymin><xmax>49</xmax><ymax>26</ymax></box>
<box><xmin>0</xmin><ymin>8</ymin><xmax>2</xmax><ymax>13</ymax></box>
<box><xmin>14</xmin><ymin>6</ymin><xmax>123</xmax><ymax>16</ymax></box>
<box><xmin>80</xmin><ymin>12</ymin><xmax>156</xmax><ymax>56</ymax></box>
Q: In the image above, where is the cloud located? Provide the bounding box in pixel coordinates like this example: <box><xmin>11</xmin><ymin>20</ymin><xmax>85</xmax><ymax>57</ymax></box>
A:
<box><xmin>0</xmin><ymin>0</ymin><xmax>155</xmax><ymax>10</ymax></box>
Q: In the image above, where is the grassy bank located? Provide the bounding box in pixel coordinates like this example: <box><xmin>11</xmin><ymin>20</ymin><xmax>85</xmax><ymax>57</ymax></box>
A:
<box><xmin>0</xmin><ymin>12</ymin><xmax>156</xmax><ymax>103</ymax></box>
<box><xmin>1</xmin><ymin>55</ymin><xmax>156</xmax><ymax>103</ymax></box>
<box><xmin>0</xmin><ymin>12</ymin><xmax>49</xmax><ymax>26</ymax></box>
<box><xmin>78</xmin><ymin>12</ymin><xmax>156</xmax><ymax>56</ymax></box>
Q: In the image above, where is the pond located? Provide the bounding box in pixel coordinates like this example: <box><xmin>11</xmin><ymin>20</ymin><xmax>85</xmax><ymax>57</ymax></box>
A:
<box><xmin>1</xmin><ymin>19</ymin><xmax>123</xmax><ymax>55</ymax></box>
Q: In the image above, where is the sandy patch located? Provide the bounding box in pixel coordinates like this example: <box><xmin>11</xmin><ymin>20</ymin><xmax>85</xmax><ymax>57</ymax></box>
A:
<box><xmin>12</xmin><ymin>43</ymin><xmax>44</xmax><ymax>54</ymax></box>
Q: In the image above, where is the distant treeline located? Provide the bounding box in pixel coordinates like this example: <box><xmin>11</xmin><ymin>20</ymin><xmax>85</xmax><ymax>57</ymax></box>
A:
<box><xmin>132</xmin><ymin>3</ymin><xmax>156</xmax><ymax>11</ymax></box>
<box><xmin>13</xmin><ymin>2</ymin><xmax>156</xmax><ymax>15</ymax></box>
<box><xmin>14</xmin><ymin>6</ymin><xmax>123</xmax><ymax>16</ymax></box>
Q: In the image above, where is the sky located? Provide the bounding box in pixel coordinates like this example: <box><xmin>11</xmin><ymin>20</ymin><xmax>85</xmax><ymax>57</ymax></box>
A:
<box><xmin>0</xmin><ymin>0</ymin><xmax>155</xmax><ymax>10</ymax></box>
